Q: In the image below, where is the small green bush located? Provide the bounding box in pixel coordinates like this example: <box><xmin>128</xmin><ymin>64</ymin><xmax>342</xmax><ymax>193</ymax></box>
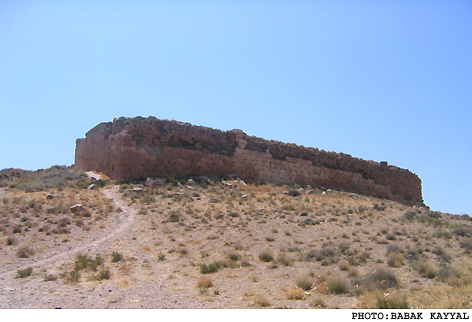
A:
<box><xmin>259</xmin><ymin>250</ymin><xmax>274</xmax><ymax>262</ymax></box>
<box><xmin>367</xmin><ymin>267</ymin><xmax>398</xmax><ymax>289</ymax></box>
<box><xmin>328</xmin><ymin>277</ymin><xmax>349</xmax><ymax>294</ymax></box>
<box><xmin>6</xmin><ymin>236</ymin><xmax>16</xmax><ymax>246</ymax></box>
<box><xmin>74</xmin><ymin>253</ymin><xmax>103</xmax><ymax>272</ymax></box>
<box><xmin>16</xmin><ymin>267</ymin><xmax>33</xmax><ymax>278</ymax></box>
<box><xmin>296</xmin><ymin>276</ymin><xmax>314</xmax><ymax>291</ymax></box>
<box><xmin>376</xmin><ymin>294</ymin><xmax>409</xmax><ymax>309</ymax></box>
<box><xmin>67</xmin><ymin>270</ymin><xmax>81</xmax><ymax>283</ymax></box>
<box><xmin>16</xmin><ymin>247</ymin><xmax>34</xmax><ymax>258</ymax></box>
<box><xmin>415</xmin><ymin>260</ymin><xmax>437</xmax><ymax>279</ymax></box>
<box><xmin>111</xmin><ymin>252</ymin><xmax>123</xmax><ymax>262</ymax></box>
<box><xmin>403</xmin><ymin>210</ymin><xmax>417</xmax><ymax>220</ymax></box>
<box><xmin>200</xmin><ymin>261</ymin><xmax>222</xmax><ymax>274</ymax></box>
<box><xmin>278</xmin><ymin>253</ymin><xmax>292</xmax><ymax>266</ymax></box>
<box><xmin>387</xmin><ymin>252</ymin><xmax>405</xmax><ymax>268</ymax></box>
<box><xmin>90</xmin><ymin>268</ymin><xmax>111</xmax><ymax>281</ymax></box>
<box><xmin>228</xmin><ymin>253</ymin><xmax>241</xmax><ymax>261</ymax></box>
<box><xmin>44</xmin><ymin>274</ymin><xmax>57</xmax><ymax>282</ymax></box>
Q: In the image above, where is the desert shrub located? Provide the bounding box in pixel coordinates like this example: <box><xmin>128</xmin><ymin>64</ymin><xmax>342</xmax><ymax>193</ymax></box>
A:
<box><xmin>387</xmin><ymin>252</ymin><xmax>405</xmax><ymax>268</ymax></box>
<box><xmin>119</xmin><ymin>184</ymin><xmax>130</xmax><ymax>191</ymax></box>
<box><xmin>16</xmin><ymin>267</ymin><xmax>33</xmax><ymax>278</ymax></box>
<box><xmin>296</xmin><ymin>276</ymin><xmax>314</xmax><ymax>291</ymax></box>
<box><xmin>6</xmin><ymin>236</ymin><xmax>16</xmax><ymax>246</ymax></box>
<box><xmin>196</xmin><ymin>276</ymin><xmax>213</xmax><ymax>289</ymax></box>
<box><xmin>414</xmin><ymin>260</ymin><xmax>437</xmax><ymax>279</ymax></box>
<box><xmin>366</xmin><ymin>267</ymin><xmax>398</xmax><ymax>289</ymax></box>
<box><xmin>338</xmin><ymin>259</ymin><xmax>350</xmax><ymax>271</ymax></box>
<box><xmin>432</xmin><ymin>247</ymin><xmax>452</xmax><ymax>262</ymax></box>
<box><xmin>348</xmin><ymin>251</ymin><xmax>370</xmax><ymax>266</ymax></box>
<box><xmin>111</xmin><ymin>252</ymin><xmax>123</xmax><ymax>262</ymax></box>
<box><xmin>228</xmin><ymin>253</ymin><xmax>241</xmax><ymax>261</ymax></box>
<box><xmin>167</xmin><ymin>211</ymin><xmax>182</xmax><ymax>222</ymax></box>
<box><xmin>328</xmin><ymin>277</ymin><xmax>349</xmax><ymax>294</ymax></box>
<box><xmin>338</xmin><ymin>242</ymin><xmax>351</xmax><ymax>254</ymax></box>
<box><xmin>259</xmin><ymin>250</ymin><xmax>274</xmax><ymax>262</ymax></box>
<box><xmin>403</xmin><ymin>210</ymin><xmax>417</xmax><ymax>220</ymax></box>
<box><xmin>16</xmin><ymin>246</ymin><xmax>35</xmax><ymax>258</ymax></box>
<box><xmin>74</xmin><ymin>253</ymin><xmax>103</xmax><ymax>272</ymax></box>
<box><xmin>453</xmin><ymin>226</ymin><xmax>472</xmax><ymax>237</ymax></box>
<box><xmin>44</xmin><ymin>274</ymin><xmax>57</xmax><ymax>282</ymax></box>
<box><xmin>254</xmin><ymin>294</ymin><xmax>271</xmax><ymax>307</ymax></box>
<box><xmin>428</xmin><ymin>211</ymin><xmax>442</xmax><ymax>219</ymax></box>
<box><xmin>459</xmin><ymin>239</ymin><xmax>472</xmax><ymax>254</ymax></box>
<box><xmin>417</xmin><ymin>215</ymin><xmax>444</xmax><ymax>227</ymax></box>
<box><xmin>157</xmin><ymin>252</ymin><xmax>166</xmax><ymax>261</ymax></box>
<box><xmin>89</xmin><ymin>268</ymin><xmax>111</xmax><ymax>281</ymax></box>
<box><xmin>406</xmin><ymin>247</ymin><xmax>422</xmax><ymax>261</ymax></box>
<box><xmin>9</xmin><ymin>166</ymin><xmax>85</xmax><ymax>191</ymax></box>
<box><xmin>376</xmin><ymin>293</ymin><xmax>409</xmax><ymax>309</ymax></box>
<box><xmin>287</xmin><ymin>288</ymin><xmax>305</xmax><ymax>300</ymax></box>
<box><xmin>142</xmin><ymin>195</ymin><xmax>155</xmax><ymax>204</ymax></box>
<box><xmin>277</xmin><ymin>253</ymin><xmax>292</xmax><ymax>266</ymax></box>
<box><xmin>433</xmin><ymin>228</ymin><xmax>452</xmax><ymax>239</ymax></box>
<box><xmin>200</xmin><ymin>261</ymin><xmax>222</xmax><ymax>274</ymax></box>
<box><xmin>373</xmin><ymin>203</ymin><xmax>386</xmax><ymax>211</ymax></box>
<box><xmin>306</xmin><ymin>247</ymin><xmax>338</xmax><ymax>264</ymax></box>
<box><xmin>386</xmin><ymin>244</ymin><xmax>403</xmax><ymax>255</ymax></box>
<box><xmin>63</xmin><ymin>270</ymin><xmax>81</xmax><ymax>283</ymax></box>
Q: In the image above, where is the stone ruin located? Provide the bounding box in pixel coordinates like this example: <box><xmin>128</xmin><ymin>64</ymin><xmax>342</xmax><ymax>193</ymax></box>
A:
<box><xmin>75</xmin><ymin>116</ymin><xmax>424</xmax><ymax>206</ymax></box>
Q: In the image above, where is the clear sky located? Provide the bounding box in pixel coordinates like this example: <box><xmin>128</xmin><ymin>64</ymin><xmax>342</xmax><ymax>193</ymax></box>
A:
<box><xmin>1</xmin><ymin>1</ymin><xmax>471</xmax><ymax>215</ymax></box>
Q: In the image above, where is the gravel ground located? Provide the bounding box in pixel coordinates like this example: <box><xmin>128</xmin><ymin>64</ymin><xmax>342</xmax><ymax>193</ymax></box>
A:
<box><xmin>0</xmin><ymin>187</ymin><xmax>212</xmax><ymax>309</ymax></box>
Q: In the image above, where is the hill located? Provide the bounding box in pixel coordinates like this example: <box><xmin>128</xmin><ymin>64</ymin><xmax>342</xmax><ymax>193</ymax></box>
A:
<box><xmin>0</xmin><ymin>166</ymin><xmax>471</xmax><ymax>308</ymax></box>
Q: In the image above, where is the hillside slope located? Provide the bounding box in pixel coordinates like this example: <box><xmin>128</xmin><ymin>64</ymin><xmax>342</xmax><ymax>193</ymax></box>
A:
<box><xmin>0</xmin><ymin>167</ymin><xmax>471</xmax><ymax>308</ymax></box>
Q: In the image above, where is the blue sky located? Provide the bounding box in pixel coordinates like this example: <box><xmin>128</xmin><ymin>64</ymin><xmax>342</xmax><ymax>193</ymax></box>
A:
<box><xmin>1</xmin><ymin>1</ymin><xmax>471</xmax><ymax>215</ymax></box>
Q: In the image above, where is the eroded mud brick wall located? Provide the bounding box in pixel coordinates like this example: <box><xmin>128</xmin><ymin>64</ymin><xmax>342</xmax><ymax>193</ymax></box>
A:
<box><xmin>75</xmin><ymin>116</ymin><xmax>424</xmax><ymax>206</ymax></box>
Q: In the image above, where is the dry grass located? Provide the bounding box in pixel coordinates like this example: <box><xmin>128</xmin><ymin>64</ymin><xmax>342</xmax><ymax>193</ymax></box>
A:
<box><xmin>287</xmin><ymin>287</ymin><xmax>305</xmax><ymax>300</ymax></box>
<box><xmin>254</xmin><ymin>294</ymin><xmax>271</xmax><ymax>307</ymax></box>
<box><xmin>196</xmin><ymin>276</ymin><xmax>214</xmax><ymax>289</ymax></box>
<box><xmin>2</xmin><ymin>172</ymin><xmax>472</xmax><ymax>309</ymax></box>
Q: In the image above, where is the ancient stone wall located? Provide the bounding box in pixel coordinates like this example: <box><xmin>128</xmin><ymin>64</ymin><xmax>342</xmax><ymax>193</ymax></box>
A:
<box><xmin>75</xmin><ymin>116</ymin><xmax>424</xmax><ymax>206</ymax></box>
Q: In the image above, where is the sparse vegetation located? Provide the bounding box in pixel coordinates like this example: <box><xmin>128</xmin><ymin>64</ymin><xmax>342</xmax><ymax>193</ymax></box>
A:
<box><xmin>44</xmin><ymin>274</ymin><xmax>58</xmax><ymax>282</ymax></box>
<box><xmin>111</xmin><ymin>252</ymin><xmax>123</xmax><ymax>262</ymax></box>
<box><xmin>366</xmin><ymin>267</ymin><xmax>399</xmax><ymax>289</ymax></box>
<box><xmin>89</xmin><ymin>268</ymin><xmax>111</xmax><ymax>281</ymax></box>
<box><xmin>74</xmin><ymin>253</ymin><xmax>103</xmax><ymax>272</ymax></box>
<box><xmin>196</xmin><ymin>276</ymin><xmax>213</xmax><ymax>289</ymax></box>
<box><xmin>200</xmin><ymin>261</ymin><xmax>223</xmax><ymax>274</ymax></box>
<box><xmin>287</xmin><ymin>287</ymin><xmax>305</xmax><ymax>300</ymax></box>
<box><xmin>328</xmin><ymin>277</ymin><xmax>349</xmax><ymax>294</ymax></box>
<box><xmin>254</xmin><ymin>294</ymin><xmax>271</xmax><ymax>307</ymax></box>
<box><xmin>259</xmin><ymin>250</ymin><xmax>274</xmax><ymax>263</ymax></box>
<box><xmin>376</xmin><ymin>293</ymin><xmax>409</xmax><ymax>309</ymax></box>
<box><xmin>1</xmin><ymin>173</ymin><xmax>471</xmax><ymax>309</ymax></box>
<box><xmin>296</xmin><ymin>276</ymin><xmax>314</xmax><ymax>291</ymax></box>
<box><xmin>16</xmin><ymin>246</ymin><xmax>35</xmax><ymax>258</ymax></box>
<box><xmin>16</xmin><ymin>267</ymin><xmax>33</xmax><ymax>278</ymax></box>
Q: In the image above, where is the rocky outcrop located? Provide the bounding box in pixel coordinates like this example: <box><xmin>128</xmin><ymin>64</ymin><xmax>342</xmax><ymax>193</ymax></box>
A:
<box><xmin>75</xmin><ymin>117</ymin><xmax>424</xmax><ymax>206</ymax></box>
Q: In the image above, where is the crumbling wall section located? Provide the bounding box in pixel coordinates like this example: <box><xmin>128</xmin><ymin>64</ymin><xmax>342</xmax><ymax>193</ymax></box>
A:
<box><xmin>75</xmin><ymin>117</ymin><xmax>424</xmax><ymax>206</ymax></box>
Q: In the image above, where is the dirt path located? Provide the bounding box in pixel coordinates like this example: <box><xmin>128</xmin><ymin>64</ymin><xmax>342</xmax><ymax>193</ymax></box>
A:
<box><xmin>0</xmin><ymin>185</ymin><xmax>135</xmax><ymax>280</ymax></box>
<box><xmin>0</xmin><ymin>185</ymin><xmax>210</xmax><ymax>308</ymax></box>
